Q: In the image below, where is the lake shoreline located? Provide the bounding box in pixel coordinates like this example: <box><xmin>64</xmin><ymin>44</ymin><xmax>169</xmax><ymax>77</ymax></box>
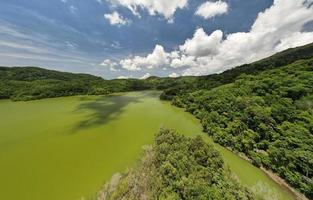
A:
<box><xmin>0</xmin><ymin>92</ymin><xmax>302</xmax><ymax>200</ymax></box>
<box><xmin>235</xmin><ymin>149</ymin><xmax>306</xmax><ymax>200</ymax></box>
<box><xmin>260</xmin><ymin>168</ymin><xmax>308</xmax><ymax>200</ymax></box>
<box><xmin>217</xmin><ymin>145</ymin><xmax>303</xmax><ymax>200</ymax></box>
<box><xmin>172</xmin><ymin>102</ymin><xmax>306</xmax><ymax>200</ymax></box>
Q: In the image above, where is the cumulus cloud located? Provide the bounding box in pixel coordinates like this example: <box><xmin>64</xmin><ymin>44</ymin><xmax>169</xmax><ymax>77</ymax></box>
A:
<box><xmin>113</xmin><ymin>0</ymin><xmax>313</xmax><ymax>77</ymax></box>
<box><xmin>275</xmin><ymin>32</ymin><xmax>313</xmax><ymax>51</ymax></box>
<box><xmin>195</xmin><ymin>1</ymin><xmax>228</xmax><ymax>19</ymax></box>
<box><xmin>171</xmin><ymin>54</ymin><xmax>197</xmax><ymax>68</ymax></box>
<box><xmin>120</xmin><ymin>45</ymin><xmax>170</xmax><ymax>71</ymax></box>
<box><xmin>179</xmin><ymin>29</ymin><xmax>223</xmax><ymax>57</ymax></box>
<box><xmin>104</xmin><ymin>11</ymin><xmax>129</xmax><ymax>26</ymax></box>
<box><xmin>120</xmin><ymin>58</ymin><xmax>142</xmax><ymax>71</ymax></box>
<box><xmin>107</xmin><ymin>0</ymin><xmax>188</xmax><ymax>22</ymax></box>
<box><xmin>183</xmin><ymin>0</ymin><xmax>313</xmax><ymax>75</ymax></box>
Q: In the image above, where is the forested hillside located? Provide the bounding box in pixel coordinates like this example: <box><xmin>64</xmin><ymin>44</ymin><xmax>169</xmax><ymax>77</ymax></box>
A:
<box><xmin>0</xmin><ymin>67</ymin><xmax>155</xmax><ymax>100</ymax></box>
<box><xmin>161</xmin><ymin>43</ymin><xmax>313</xmax><ymax>100</ymax></box>
<box><xmin>98</xmin><ymin>129</ymin><xmax>253</xmax><ymax>200</ymax></box>
<box><xmin>171</xmin><ymin>58</ymin><xmax>313</xmax><ymax>198</ymax></box>
<box><xmin>1</xmin><ymin>43</ymin><xmax>312</xmax><ymax>101</ymax></box>
<box><xmin>1</xmin><ymin>43</ymin><xmax>312</xmax><ymax>199</ymax></box>
<box><xmin>0</xmin><ymin>66</ymin><xmax>196</xmax><ymax>101</ymax></box>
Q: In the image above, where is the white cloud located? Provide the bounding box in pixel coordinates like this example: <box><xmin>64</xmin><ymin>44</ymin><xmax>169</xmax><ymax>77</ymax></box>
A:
<box><xmin>171</xmin><ymin>54</ymin><xmax>196</xmax><ymax>68</ymax></box>
<box><xmin>169</xmin><ymin>72</ymin><xmax>179</xmax><ymax>78</ymax></box>
<box><xmin>179</xmin><ymin>29</ymin><xmax>223</xmax><ymax>57</ymax></box>
<box><xmin>104</xmin><ymin>11</ymin><xmax>128</xmax><ymax>26</ymax></box>
<box><xmin>100</xmin><ymin>59</ymin><xmax>120</xmax><ymax>71</ymax></box>
<box><xmin>181</xmin><ymin>0</ymin><xmax>313</xmax><ymax>75</ymax></box>
<box><xmin>189</xmin><ymin>0</ymin><xmax>313</xmax><ymax>75</ymax></box>
<box><xmin>120</xmin><ymin>58</ymin><xmax>142</xmax><ymax>71</ymax></box>
<box><xmin>108</xmin><ymin>0</ymin><xmax>313</xmax><ymax>77</ymax></box>
<box><xmin>107</xmin><ymin>0</ymin><xmax>188</xmax><ymax>22</ymax></box>
<box><xmin>140</xmin><ymin>73</ymin><xmax>151</xmax><ymax>79</ymax></box>
<box><xmin>275</xmin><ymin>32</ymin><xmax>313</xmax><ymax>51</ymax></box>
<box><xmin>120</xmin><ymin>44</ymin><xmax>170</xmax><ymax>71</ymax></box>
<box><xmin>0</xmin><ymin>22</ymin><xmax>94</xmax><ymax>65</ymax></box>
<box><xmin>195</xmin><ymin>1</ymin><xmax>228</xmax><ymax>19</ymax></box>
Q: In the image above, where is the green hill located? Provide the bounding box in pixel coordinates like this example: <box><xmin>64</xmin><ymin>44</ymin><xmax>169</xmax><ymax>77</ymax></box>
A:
<box><xmin>0</xmin><ymin>67</ymin><xmax>155</xmax><ymax>100</ymax></box>
<box><xmin>1</xmin><ymin>43</ymin><xmax>313</xmax><ymax>199</ymax></box>
<box><xmin>170</xmin><ymin>58</ymin><xmax>313</xmax><ymax>198</ymax></box>
<box><xmin>98</xmin><ymin>129</ymin><xmax>254</xmax><ymax>200</ymax></box>
<box><xmin>161</xmin><ymin>42</ymin><xmax>313</xmax><ymax>100</ymax></box>
<box><xmin>1</xmin><ymin>43</ymin><xmax>313</xmax><ymax>101</ymax></box>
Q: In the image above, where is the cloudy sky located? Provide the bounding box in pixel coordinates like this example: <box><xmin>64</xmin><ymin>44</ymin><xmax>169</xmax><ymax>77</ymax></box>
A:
<box><xmin>0</xmin><ymin>0</ymin><xmax>312</xmax><ymax>79</ymax></box>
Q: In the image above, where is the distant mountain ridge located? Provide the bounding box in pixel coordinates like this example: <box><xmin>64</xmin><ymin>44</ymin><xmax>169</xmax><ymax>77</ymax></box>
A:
<box><xmin>1</xmin><ymin>42</ymin><xmax>313</xmax><ymax>101</ymax></box>
<box><xmin>0</xmin><ymin>66</ymin><xmax>103</xmax><ymax>82</ymax></box>
<box><xmin>161</xmin><ymin>42</ymin><xmax>313</xmax><ymax>99</ymax></box>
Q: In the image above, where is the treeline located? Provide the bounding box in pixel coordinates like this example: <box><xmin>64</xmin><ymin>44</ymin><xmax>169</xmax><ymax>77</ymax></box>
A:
<box><xmin>0</xmin><ymin>66</ymin><xmax>197</xmax><ymax>101</ymax></box>
<box><xmin>171</xmin><ymin>59</ymin><xmax>313</xmax><ymax>198</ymax></box>
<box><xmin>161</xmin><ymin>42</ymin><xmax>313</xmax><ymax>100</ymax></box>
<box><xmin>98</xmin><ymin>129</ymin><xmax>254</xmax><ymax>200</ymax></box>
<box><xmin>1</xmin><ymin>42</ymin><xmax>313</xmax><ymax>198</ymax></box>
<box><xmin>0</xmin><ymin>66</ymin><xmax>149</xmax><ymax>101</ymax></box>
<box><xmin>1</xmin><ymin>43</ymin><xmax>312</xmax><ymax>101</ymax></box>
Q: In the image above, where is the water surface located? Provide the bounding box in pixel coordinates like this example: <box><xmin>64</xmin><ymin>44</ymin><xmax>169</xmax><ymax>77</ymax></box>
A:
<box><xmin>0</xmin><ymin>91</ymin><xmax>294</xmax><ymax>200</ymax></box>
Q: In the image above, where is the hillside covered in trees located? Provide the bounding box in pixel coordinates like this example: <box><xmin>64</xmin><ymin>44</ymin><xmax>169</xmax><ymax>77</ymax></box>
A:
<box><xmin>170</xmin><ymin>58</ymin><xmax>313</xmax><ymax>198</ymax></box>
<box><xmin>98</xmin><ymin>129</ymin><xmax>253</xmax><ymax>200</ymax></box>
<box><xmin>1</xmin><ymin>43</ymin><xmax>312</xmax><ymax>199</ymax></box>
<box><xmin>160</xmin><ymin>42</ymin><xmax>313</xmax><ymax>100</ymax></box>
<box><xmin>1</xmin><ymin>43</ymin><xmax>313</xmax><ymax>101</ymax></box>
<box><xmin>0</xmin><ymin>66</ymin><xmax>196</xmax><ymax>101</ymax></box>
<box><xmin>0</xmin><ymin>67</ymin><xmax>152</xmax><ymax>101</ymax></box>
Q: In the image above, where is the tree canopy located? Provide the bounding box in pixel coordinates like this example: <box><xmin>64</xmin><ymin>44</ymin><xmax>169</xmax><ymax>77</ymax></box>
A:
<box><xmin>99</xmin><ymin>129</ymin><xmax>253</xmax><ymax>200</ymax></box>
<box><xmin>171</xmin><ymin>59</ymin><xmax>313</xmax><ymax>198</ymax></box>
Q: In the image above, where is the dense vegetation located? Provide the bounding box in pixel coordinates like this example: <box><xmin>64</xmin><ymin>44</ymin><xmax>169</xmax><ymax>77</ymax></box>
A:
<box><xmin>171</xmin><ymin>59</ymin><xmax>313</xmax><ymax>198</ymax></box>
<box><xmin>0</xmin><ymin>66</ymin><xmax>197</xmax><ymax>101</ymax></box>
<box><xmin>1</xmin><ymin>43</ymin><xmax>313</xmax><ymax>198</ymax></box>
<box><xmin>98</xmin><ymin>129</ymin><xmax>253</xmax><ymax>200</ymax></box>
<box><xmin>1</xmin><ymin>43</ymin><xmax>312</xmax><ymax>101</ymax></box>
<box><xmin>161</xmin><ymin>42</ymin><xmax>313</xmax><ymax>100</ymax></box>
<box><xmin>0</xmin><ymin>67</ymin><xmax>149</xmax><ymax>101</ymax></box>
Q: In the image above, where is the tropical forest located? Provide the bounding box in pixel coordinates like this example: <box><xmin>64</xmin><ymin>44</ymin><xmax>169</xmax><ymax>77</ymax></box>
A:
<box><xmin>0</xmin><ymin>1</ymin><xmax>312</xmax><ymax>200</ymax></box>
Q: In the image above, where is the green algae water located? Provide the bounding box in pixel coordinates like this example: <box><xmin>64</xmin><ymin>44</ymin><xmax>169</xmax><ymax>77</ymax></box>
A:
<box><xmin>0</xmin><ymin>91</ymin><xmax>295</xmax><ymax>200</ymax></box>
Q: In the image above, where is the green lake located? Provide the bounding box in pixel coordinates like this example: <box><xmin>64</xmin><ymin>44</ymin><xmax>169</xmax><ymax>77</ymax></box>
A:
<box><xmin>0</xmin><ymin>91</ymin><xmax>295</xmax><ymax>200</ymax></box>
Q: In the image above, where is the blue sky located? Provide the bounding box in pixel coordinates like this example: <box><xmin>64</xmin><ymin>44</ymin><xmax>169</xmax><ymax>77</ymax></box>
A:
<box><xmin>0</xmin><ymin>0</ymin><xmax>312</xmax><ymax>79</ymax></box>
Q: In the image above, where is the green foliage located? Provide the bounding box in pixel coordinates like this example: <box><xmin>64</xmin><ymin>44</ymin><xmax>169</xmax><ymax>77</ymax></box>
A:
<box><xmin>172</xmin><ymin>59</ymin><xmax>313</xmax><ymax>198</ymax></box>
<box><xmin>0</xmin><ymin>66</ymin><xmax>198</xmax><ymax>101</ymax></box>
<box><xmin>2</xmin><ymin>42</ymin><xmax>313</xmax><ymax>199</ymax></box>
<box><xmin>99</xmin><ymin>129</ymin><xmax>254</xmax><ymax>200</ymax></box>
<box><xmin>2</xmin><ymin>43</ymin><xmax>313</xmax><ymax>101</ymax></box>
<box><xmin>161</xmin><ymin>42</ymin><xmax>313</xmax><ymax>99</ymax></box>
<box><xmin>0</xmin><ymin>67</ymin><xmax>109</xmax><ymax>100</ymax></box>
